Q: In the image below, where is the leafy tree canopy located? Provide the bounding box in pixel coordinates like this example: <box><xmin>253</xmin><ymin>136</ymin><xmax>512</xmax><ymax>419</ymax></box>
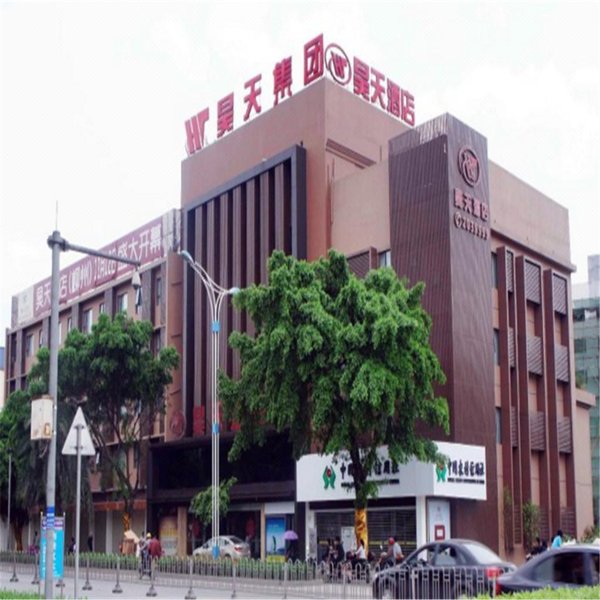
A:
<box><xmin>29</xmin><ymin>312</ymin><xmax>179</xmax><ymax>525</ymax></box>
<box><xmin>189</xmin><ymin>477</ymin><xmax>238</xmax><ymax>527</ymax></box>
<box><xmin>221</xmin><ymin>250</ymin><xmax>449</xmax><ymax>508</ymax></box>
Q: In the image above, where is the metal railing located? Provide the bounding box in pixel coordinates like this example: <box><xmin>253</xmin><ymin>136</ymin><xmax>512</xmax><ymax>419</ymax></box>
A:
<box><xmin>0</xmin><ymin>551</ymin><xmax>511</xmax><ymax>599</ymax></box>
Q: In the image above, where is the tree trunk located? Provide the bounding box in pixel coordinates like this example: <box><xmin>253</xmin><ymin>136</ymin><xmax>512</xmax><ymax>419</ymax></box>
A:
<box><xmin>354</xmin><ymin>508</ymin><xmax>368</xmax><ymax>551</ymax></box>
<box><xmin>13</xmin><ymin>522</ymin><xmax>23</xmax><ymax>552</ymax></box>
<box><xmin>122</xmin><ymin>511</ymin><xmax>131</xmax><ymax>532</ymax></box>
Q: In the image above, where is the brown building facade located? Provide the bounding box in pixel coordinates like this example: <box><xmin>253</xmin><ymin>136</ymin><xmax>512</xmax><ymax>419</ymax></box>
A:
<box><xmin>150</xmin><ymin>78</ymin><xmax>593</xmax><ymax>561</ymax></box>
<box><xmin>5</xmin><ymin>75</ymin><xmax>594</xmax><ymax>561</ymax></box>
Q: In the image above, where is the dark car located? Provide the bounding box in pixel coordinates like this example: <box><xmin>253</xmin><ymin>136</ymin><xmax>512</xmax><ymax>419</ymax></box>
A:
<box><xmin>372</xmin><ymin>538</ymin><xmax>515</xmax><ymax>599</ymax></box>
<box><xmin>497</xmin><ymin>544</ymin><xmax>599</xmax><ymax>593</ymax></box>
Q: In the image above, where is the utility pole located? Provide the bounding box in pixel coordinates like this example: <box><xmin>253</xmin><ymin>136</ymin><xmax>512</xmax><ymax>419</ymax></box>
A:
<box><xmin>44</xmin><ymin>231</ymin><xmax>140</xmax><ymax>599</ymax></box>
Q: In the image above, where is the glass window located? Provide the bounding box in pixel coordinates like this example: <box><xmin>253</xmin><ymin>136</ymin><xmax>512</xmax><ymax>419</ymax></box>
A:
<box><xmin>99</xmin><ymin>302</ymin><xmax>105</xmax><ymax>315</ymax></box>
<box><xmin>461</xmin><ymin>541</ymin><xmax>503</xmax><ymax>565</ymax></box>
<box><xmin>25</xmin><ymin>334</ymin><xmax>33</xmax><ymax>357</ymax></box>
<box><xmin>491</xmin><ymin>252</ymin><xmax>498</xmax><ymax>288</ymax></box>
<box><xmin>495</xmin><ymin>407</ymin><xmax>502</xmax><ymax>443</ymax></box>
<box><xmin>592</xmin><ymin>551</ymin><xmax>599</xmax><ymax>586</ymax></box>
<box><xmin>493</xmin><ymin>329</ymin><xmax>500</xmax><ymax>365</ymax></box>
<box><xmin>82</xmin><ymin>308</ymin><xmax>93</xmax><ymax>333</ymax></box>
<box><xmin>38</xmin><ymin>330</ymin><xmax>44</xmax><ymax>348</ymax></box>
<box><xmin>156</xmin><ymin>277</ymin><xmax>163</xmax><ymax>306</ymax></box>
<box><xmin>378</xmin><ymin>250</ymin><xmax>391</xmax><ymax>268</ymax></box>
<box><xmin>574</xmin><ymin>338</ymin><xmax>587</xmax><ymax>353</ymax></box>
<box><xmin>67</xmin><ymin>316</ymin><xmax>72</xmax><ymax>332</ymax></box>
<box><xmin>117</xmin><ymin>292</ymin><xmax>128</xmax><ymax>313</ymax></box>
<box><xmin>533</xmin><ymin>553</ymin><xmax>587</xmax><ymax>585</ymax></box>
<box><xmin>435</xmin><ymin>545</ymin><xmax>459</xmax><ymax>566</ymax></box>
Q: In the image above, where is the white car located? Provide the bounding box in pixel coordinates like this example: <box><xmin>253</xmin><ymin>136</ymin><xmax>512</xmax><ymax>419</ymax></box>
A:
<box><xmin>193</xmin><ymin>535</ymin><xmax>251</xmax><ymax>559</ymax></box>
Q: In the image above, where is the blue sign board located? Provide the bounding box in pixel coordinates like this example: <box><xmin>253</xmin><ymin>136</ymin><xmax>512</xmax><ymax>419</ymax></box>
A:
<box><xmin>40</xmin><ymin>514</ymin><xmax>64</xmax><ymax>579</ymax></box>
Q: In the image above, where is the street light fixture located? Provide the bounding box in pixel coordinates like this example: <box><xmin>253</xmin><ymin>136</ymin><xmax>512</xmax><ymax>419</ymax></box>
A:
<box><xmin>179</xmin><ymin>249</ymin><xmax>238</xmax><ymax>560</ymax></box>
<box><xmin>44</xmin><ymin>231</ymin><xmax>140</xmax><ymax>599</ymax></box>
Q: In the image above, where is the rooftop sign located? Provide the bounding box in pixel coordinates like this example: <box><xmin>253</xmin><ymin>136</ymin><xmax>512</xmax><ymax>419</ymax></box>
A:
<box><xmin>184</xmin><ymin>34</ymin><xmax>415</xmax><ymax>155</ymax></box>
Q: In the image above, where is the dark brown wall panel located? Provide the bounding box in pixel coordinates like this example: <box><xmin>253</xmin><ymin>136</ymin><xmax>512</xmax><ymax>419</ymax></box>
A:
<box><xmin>231</xmin><ymin>185</ymin><xmax>247</xmax><ymax>380</ymax></box>
<box><xmin>525</xmin><ymin>261</ymin><xmax>541</xmax><ymax>304</ymax></box>
<box><xmin>259</xmin><ymin>171</ymin><xmax>274</xmax><ymax>284</ymax></box>
<box><xmin>552</xmin><ymin>275</ymin><xmax>567</xmax><ymax>315</ymax></box>
<box><xmin>389</xmin><ymin>114</ymin><xmax>497</xmax><ymax>549</ymax></box>
<box><xmin>182</xmin><ymin>146</ymin><xmax>307</xmax><ymax>441</ymax></box>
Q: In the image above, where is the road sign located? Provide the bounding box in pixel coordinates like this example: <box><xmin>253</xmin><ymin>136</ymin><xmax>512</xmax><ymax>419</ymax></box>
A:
<box><xmin>62</xmin><ymin>407</ymin><xmax>95</xmax><ymax>456</ymax></box>
<box><xmin>40</xmin><ymin>515</ymin><xmax>64</xmax><ymax>579</ymax></box>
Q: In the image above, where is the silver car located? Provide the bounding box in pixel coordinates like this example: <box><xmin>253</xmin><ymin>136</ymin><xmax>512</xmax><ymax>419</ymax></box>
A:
<box><xmin>193</xmin><ymin>535</ymin><xmax>251</xmax><ymax>560</ymax></box>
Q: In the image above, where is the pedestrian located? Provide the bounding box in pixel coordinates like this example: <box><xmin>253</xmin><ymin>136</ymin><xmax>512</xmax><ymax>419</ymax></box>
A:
<box><xmin>148</xmin><ymin>532</ymin><xmax>163</xmax><ymax>560</ymax></box>
<box><xmin>332</xmin><ymin>536</ymin><xmax>345</xmax><ymax>579</ymax></box>
<box><xmin>139</xmin><ymin>532</ymin><xmax>151</xmax><ymax>577</ymax></box>
<box><xmin>385</xmin><ymin>537</ymin><xmax>403</xmax><ymax>566</ymax></box>
<box><xmin>551</xmin><ymin>529</ymin><xmax>563</xmax><ymax>548</ymax></box>
<box><xmin>67</xmin><ymin>536</ymin><xmax>76</xmax><ymax>554</ymax></box>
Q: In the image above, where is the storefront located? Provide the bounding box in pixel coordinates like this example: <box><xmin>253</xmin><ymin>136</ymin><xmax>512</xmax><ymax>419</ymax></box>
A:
<box><xmin>296</xmin><ymin>441</ymin><xmax>487</xmax><ymax>560</ymax></box>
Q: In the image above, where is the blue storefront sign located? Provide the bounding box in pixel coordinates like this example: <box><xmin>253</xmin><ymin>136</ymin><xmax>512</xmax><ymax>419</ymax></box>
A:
<box><xmin>40</xmin><ymin>514</ymin><xmax>64</xmax><ymax>579</ymax></box>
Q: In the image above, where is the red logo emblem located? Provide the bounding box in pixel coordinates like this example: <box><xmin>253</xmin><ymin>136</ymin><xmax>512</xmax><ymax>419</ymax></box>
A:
<box><xmin>325</xmin><ymin>44</ymin><xmax>351</xmax><ymax>85</ymax></box>
<box><xmin>458</xmin><ymin>146</ymin><xmax>480</xmax><ymax>187</ymax></box>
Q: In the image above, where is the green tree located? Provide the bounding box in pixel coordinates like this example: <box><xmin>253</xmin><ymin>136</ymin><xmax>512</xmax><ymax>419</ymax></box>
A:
<box><xmin>30</xmin><ymin>312</ymin><xmax>179</xmax><ymax>532</ymax></box>
<box><xmin>221</xmin><ymin>250</ymin><xmax>449</xmax><ymax>542</ymax></box>
<box><xmin>0</xmin><ymin>387</ymin><xmax>79</xmax><ymax>551</ymax></box>
<box><xmin>189</xmin><ymin>477</ymin><xmax>238</xmax><ymax>541</ymax></box>
<box><xmin>522</xmin><ymin>500</ymin><xmax>540</xmax><ymax>552</ymax></box>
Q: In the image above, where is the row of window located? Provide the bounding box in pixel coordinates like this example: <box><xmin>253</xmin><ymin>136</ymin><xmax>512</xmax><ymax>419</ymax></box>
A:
<box><xmin>24</xmin><ymin>292</ymin><xmax>130</xmax><ymax>356</ymax></box>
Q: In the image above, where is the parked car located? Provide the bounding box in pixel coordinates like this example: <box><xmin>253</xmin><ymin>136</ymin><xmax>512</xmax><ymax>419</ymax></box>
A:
<box><xmin>372</xmin><ymin>538</ymin><xmax>515</xmax><ymax>599</ymax></box>
<box><xmin>497</xmin><ymin>544</ymin><xmax>600</xmax><ymax>593</ymax></box>
<box><xmin>193</xmin><ymin>535</ymin><xmax>251</xmax><ymax>560</ymax></box>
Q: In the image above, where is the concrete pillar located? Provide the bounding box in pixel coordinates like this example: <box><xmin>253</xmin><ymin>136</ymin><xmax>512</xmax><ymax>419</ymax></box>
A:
<box><xmin>416</xmin><ymin>496</ymin><xmax>427</xmax><ymax>547</ymax></box>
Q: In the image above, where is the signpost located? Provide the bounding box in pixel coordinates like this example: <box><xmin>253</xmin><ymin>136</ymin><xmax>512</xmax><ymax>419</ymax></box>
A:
<box><xmin>62</xmin><ymin>408</ymin><xmax>95</xmax><ymax>600</ymax></box>
<box><xmin>40</xmin><ymin>515</ymin><xmax>64</xmax><ymax>580</ymax></box>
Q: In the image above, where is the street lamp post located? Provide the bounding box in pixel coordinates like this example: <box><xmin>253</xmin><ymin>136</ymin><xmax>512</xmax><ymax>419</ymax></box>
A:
<box><xmin>179</xmin><ymin>250</ymin><xmax>238</xmax><ymax>560</ymax></box>
<box><xmin>6</xmin><ymin>449</ymin><xmax>11</xmax><ymax>552</ymax></box>
<box><xmin>44</xmin><ymin>231</ymin><xmax>140</xmax><ymax>599</ymax></box>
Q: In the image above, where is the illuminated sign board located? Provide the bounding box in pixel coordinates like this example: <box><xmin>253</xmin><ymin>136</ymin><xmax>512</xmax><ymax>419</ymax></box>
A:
<box><xmin>296</xmin><ymin>441</ymin><xmax>486</xmax><ymax>502</ymax></box>
<box><xmin>184</xmin><ymin>34</ymin><xmax>416</xmax><ymax>155</ymax></box>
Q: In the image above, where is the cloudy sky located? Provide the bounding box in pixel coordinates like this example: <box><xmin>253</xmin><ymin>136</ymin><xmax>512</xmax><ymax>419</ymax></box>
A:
<box><xmin>1</xmin><ymin>1</ymin><xmax>598</xmax><ymax>335</ymax></box>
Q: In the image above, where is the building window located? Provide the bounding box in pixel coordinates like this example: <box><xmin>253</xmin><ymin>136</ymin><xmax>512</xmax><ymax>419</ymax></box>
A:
<box><xmin>156</xmin><ymin>276</ymin><xmax>163</xmax><ymax>307</ymax></box>
<box><xmin>495</xmin><ymin>407</ymin><xmax>502</xmax><ymax>443</ymax></box>
<box><xmin>576</xmin><ymin>370</ymin><xmax>588</xmax><ymax>388</ymax></box>
<box><xmin>58</xmin><ymin>322</ymin><xmax>62</xmax><ymax>345</ymax></box>
<box><xmin>153</xmin><ymin>330</ymin><xmax>162</xmax><ymax>356</ymax></box>
<box><xmin>378</xmin><ymin>250</ymin><xmax>391</xmax><ymax>268</ymax></box>
<box><xmin>574</xmin><ymin>338</ymin><xmax>587</xmax><ymax>353</ymax></box>
<box><xmin>38</xmin><ymin>330</ymin><xmax>44</xmax><ymax>348</ymax></box>
<box><xmin>25</xmin><ymin>334</ymin><xmax>33</xmax><ymax>357</ymax></box>
<box><xmin>493</xmin><ymin>329</ymin><xmax>500</xmax><ymax>365</ymax></box>
<box><xmin>82</xmin><ymin>308</ymin><xmax>93</xmax><ymax>334</ymax></box>
<box><xmin>99</xmin><ymin>302</ymin><xmax>105</xmax><ymax>315</ymax></box>
<box><xmin>67</xmin><ymin>316</ymin><xmax>73</xmax><ymax>332</ymax></box>
<box><xmin>491</xmin><ymin>252</ymin><xmax>498</xmax><ymax>288</ymax></box>
<box><xmin>117</xmin><ymin>292</ymin><xmax>128</xmax><ymax>313</ymax></box>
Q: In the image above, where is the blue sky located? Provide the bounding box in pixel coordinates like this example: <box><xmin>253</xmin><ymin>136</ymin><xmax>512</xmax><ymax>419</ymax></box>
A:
<box><xmin>1</xmin><ymin>0</ymin><xmax>598</xmax><ymax>334</ymax></box>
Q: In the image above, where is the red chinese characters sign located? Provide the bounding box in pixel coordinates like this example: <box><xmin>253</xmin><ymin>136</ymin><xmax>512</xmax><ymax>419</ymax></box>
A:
<box><xmin>32</xmin><ymin>217</ymin><xmax>164</xmax><ymax>319</ymax></box>
<box><xmin>184</xmin><ymin>34</ymin><xmax>416</xmax><ymax>155</ymax></box>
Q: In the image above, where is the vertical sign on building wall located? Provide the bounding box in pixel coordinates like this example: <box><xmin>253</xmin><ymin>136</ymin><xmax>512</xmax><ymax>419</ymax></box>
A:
<box><xmin>388</xmin><ymin>114</ymin><xmax>497</xmax><ymax>548</ymax></box>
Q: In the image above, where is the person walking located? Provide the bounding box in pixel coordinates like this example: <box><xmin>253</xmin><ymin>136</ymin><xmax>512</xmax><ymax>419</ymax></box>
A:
<box><xmin>551</xmin><ymin>529</ymin><xmax>563</xmax><ymax>548</ymax></box>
